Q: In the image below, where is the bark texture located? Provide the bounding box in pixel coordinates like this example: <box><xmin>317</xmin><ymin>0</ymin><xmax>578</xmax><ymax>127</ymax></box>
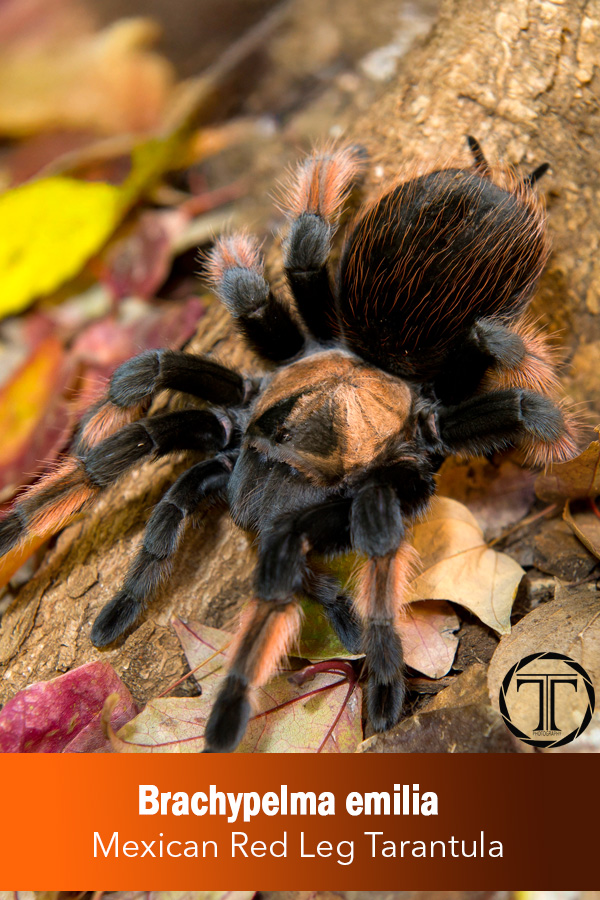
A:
<box><xmin>1</xmin><ymin>0</ymin><xmax>599</xmax><ymax>706</ymax></box>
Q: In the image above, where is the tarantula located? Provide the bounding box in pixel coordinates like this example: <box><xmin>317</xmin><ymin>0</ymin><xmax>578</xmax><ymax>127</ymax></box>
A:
<box><xmin>0</xmin><ymin>137</ymin><xmax>578</xmax><ymax>752</ymax></box>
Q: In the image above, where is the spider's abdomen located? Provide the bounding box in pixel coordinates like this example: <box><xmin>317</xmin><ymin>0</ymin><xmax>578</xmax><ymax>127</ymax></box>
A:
<box><xmin>245</xmin><ymin>350</ymin><xmax>413</xmax><ymax>484</ymax></box>
<box><xmin>338</xmin><ymin>167</ymin><xmax>549</xmax><ymax>380</ymax></box>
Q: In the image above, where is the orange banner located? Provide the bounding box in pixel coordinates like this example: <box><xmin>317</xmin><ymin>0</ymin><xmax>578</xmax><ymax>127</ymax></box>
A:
<box><xmin>0</xmin><ymin>753</ymin><xmax>596</xmax><ymax>888</ymax></box>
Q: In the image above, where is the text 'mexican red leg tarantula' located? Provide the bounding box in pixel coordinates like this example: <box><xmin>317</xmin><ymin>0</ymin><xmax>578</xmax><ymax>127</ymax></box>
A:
<box><xmin>0</xmin><ymin>137</ymin><xmax>579</xmax><ymax>752</ymax></box>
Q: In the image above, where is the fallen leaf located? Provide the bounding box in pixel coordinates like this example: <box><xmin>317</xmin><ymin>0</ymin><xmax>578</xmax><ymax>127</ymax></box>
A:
<box><xmin>487</xmin><ymin>585</ymin><xmax>600</xmax><ymax>752</ymax></box>
<box><xmin>563</xmin><ymin>500</ymin><xmax>600</xmax><ymax>560</ymax></box>
<box><xmin>535</xmin><ymin>427</ymin><xmax>600</xmax><ymax>503</ymax></box>
<box><xmin>107</xmin><ymin>618</ymin><xmax>362</xmax><ymax>753</ymax></box>
<box><xmin>0</xmin><ymin>660</ymin><xmax>139</xmax><ymax>752</ymax></box>
<box><xmin>533</xmin><ymin>517</ymin><xmax>598</xmax><ymax>580</ymax></box>
<box><xmin>358</xmin><ymin>665</ymin><xmax>521</xmax><ymax>753</ymax></box>
<box><xmin>400</xmin><ymin>601</ymin><xmax>460</xmax><ymax>678</ymax></box>
<box><xmin>298</xmin><ymin>596</ymin><xmax>361</xmax><ymax>661</ymax></box>
<box><xmin>0</xmin><ymin>176</ymin><xmax>122</xmax><ymax>318</ymax></box>
<box><xmin>437</xmin><ymin>457</ymin><xmax>536</xmax><ymax>540</ymax></box>
<box><xmin>100</xmin><ymin>208</ymin><xmax>188</xmax><ymax>301</ymax></box>
<box><xmin>409</xmin><ymin>497</ymin><xmax>525</xmax><ymax>634</ymax></box>
<box><xmin>0</xmin><ymin>335</ymin><xmax>76</xmax><ymax>499</ymax></box>
<box><xmin>0</xmin><ymin>18</ymin><xmax>174</xmax><ymax>137</ymax></box>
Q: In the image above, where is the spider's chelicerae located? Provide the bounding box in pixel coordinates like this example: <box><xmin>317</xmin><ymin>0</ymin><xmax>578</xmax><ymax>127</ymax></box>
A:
<box><xmin>0</xmin><ymin>137</ymin><xmax>579</xmax><ymax>751</ymax></box>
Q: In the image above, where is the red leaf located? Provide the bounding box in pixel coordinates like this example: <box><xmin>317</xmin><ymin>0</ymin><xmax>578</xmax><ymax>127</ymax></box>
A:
<box><xmin>0</xmin><ymin>660</ymin><xmax>139</xmax><ymax>752</ymax></box>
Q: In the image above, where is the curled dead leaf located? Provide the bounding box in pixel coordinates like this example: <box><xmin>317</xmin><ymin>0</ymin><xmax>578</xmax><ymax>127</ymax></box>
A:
<box><xmin>563</xmin><ymin>500</ymin><xmax>600</xmax><ymax>560</ymax></box>
<box><xmin>409</xmin><ymin>497</ymin><xmax>525</xmax><ymax>634</ymax></box>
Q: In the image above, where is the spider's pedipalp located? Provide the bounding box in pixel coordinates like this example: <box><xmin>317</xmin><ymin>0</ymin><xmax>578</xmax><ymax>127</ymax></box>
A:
<box><xmin>90</xmin><ymin>454</ymin><xmax>235</xmax><ymax>647</ymax></box>
<box><xmin>206</xmin><ymin>233</ymin><xmax>304</xmax><ymax>363</ymax></box>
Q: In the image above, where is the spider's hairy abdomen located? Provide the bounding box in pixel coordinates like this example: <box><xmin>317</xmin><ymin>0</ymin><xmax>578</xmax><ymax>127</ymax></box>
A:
<box><xmin>338</xmin><ymin>166</ymin><xmax>549</xmax><ymax>380</ymax></box>
<box><xmin>246</xmin><ymin>350</ymin><xmax>414</xmax><ymax>484</ymax></box>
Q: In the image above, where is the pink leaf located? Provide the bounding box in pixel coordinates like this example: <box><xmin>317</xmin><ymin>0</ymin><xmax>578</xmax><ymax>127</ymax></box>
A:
<box><xmin>0</xmin><ymin>660</ymin><xmax>139</xmax><ymax>752</ymax></box>
<box><xmin>401</xmin><ymin>600</ymin><xmax>460</xmax><ymax>678</ymax></box>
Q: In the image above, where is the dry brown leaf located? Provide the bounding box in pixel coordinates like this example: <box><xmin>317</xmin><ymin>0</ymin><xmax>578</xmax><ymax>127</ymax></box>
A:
<box><xmin>563</xmin><ymin>501</ymin><xmax>600</xmax><ymax>560</ymax></box>
<box><xmin>487</xmin><ymin>585</ymin><xmax>600</xmax><ymax>752</ymax></box>
<box><xmin>409</xmin><ymin>497</ymin><xmax>525</xmax><ymax>634</ymax></box>
<box><xmin>400</xmin><ymin>600</ymin><xmax>460</xmax><ymax>678</ymax></box>
<box><xmin>358</xmin><ymin>665</ymin><xmax>521</xmax><ymax>753</ymax></box>
<box><xmin>437</xmin><ymin>457</ymin><xmax>536</xmax><ymax>540</ymax></box>
<box><xmin>0</xmin><ymin>18</ymin><xmax>174</xmax><ymax>137</ymax></box>
<box><xmin>535</xmin><ymin>426</ymin><xmax>600</xmax><ymax>503</ymax></box>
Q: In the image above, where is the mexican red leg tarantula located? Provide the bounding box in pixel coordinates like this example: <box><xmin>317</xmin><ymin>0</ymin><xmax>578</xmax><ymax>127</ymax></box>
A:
<box><xmin>0</xmin><ymin>137</ymin><xmax>578</xmax><ymax>752</ymax></box>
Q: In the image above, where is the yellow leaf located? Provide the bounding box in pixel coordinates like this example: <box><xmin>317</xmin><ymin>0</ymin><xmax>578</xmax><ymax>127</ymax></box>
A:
<box><xmin>409</xmin><ymin>496</ymin><xmax>524</xmax><ymax>634</ymax></box>
<box><xmin>0</xmin><ymin>177</ymin><xmax>121</xmax><ymax>318</ymax></box>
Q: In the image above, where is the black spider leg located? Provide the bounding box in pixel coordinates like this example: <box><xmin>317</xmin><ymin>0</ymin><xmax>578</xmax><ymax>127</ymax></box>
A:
<box><xmin>91</xmin><ymin>452</ymin><xmax>238</xmax><ymax>647</ymax></box>
<box><xmin>466</xmin><ymin>135</ymin><xmax>490</xmax><ymax>176</ymax></box>
<box><xmin>206</xmin><ymin>235</ymin><xmax>305</xmax><ymax>364</ymax></box>
<box><xmin>280</xmin><ymin>147</ymin><xmax>365</xmax><ymax>343</ymax></box>
<box><xmin>203</xmin><ymin>498</ymin><xmax>352</xmax><ymax>752</ymax></box>
<box><xmin>82</xmin><ymin>408</ymin><xmax>234</xmax><ymax>489</ymax></box>
<box><xmin>105</xmin><ymin>349</ymin><xmax>250</xmax><ymax>412</ymax></box>
<box><xmin>349</xmin><ymin>470</ymin><xmax>428</xmax><ymax>732</ymax></box>
<box><xmin>433</xmin><ymin>318</ymin><xmax>527</xmax><ymax>406</ymax></box>
<box><xmin>438</xmin><ymin>388</ymin><xmax>566</xmax><ymax>457</ymax></box>
<box><xmin>283</xmin><ymin>213</ymin><xmax>337</xmax><ymax>342</ymax></box>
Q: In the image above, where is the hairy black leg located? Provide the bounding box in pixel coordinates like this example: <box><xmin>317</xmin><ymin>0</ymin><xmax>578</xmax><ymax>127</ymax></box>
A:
<box><xmin>284</xmin><ymin>214</ymin><xmax>337</xmax><ymax>342</ymax></box>
<box><xmin>438</xmin><ymin>388</ymin><xmax>566</xmax><ymax>456</ymax></box>
<box><xmin>204</xmin><ymin>599</ymin><xmax>302</xmax><ymax>752</ymax></box>
<box><xmin>303</xmin><ymin>566</ymin><xmax>362</xmax><ymax>654</ymax></box>
<box><xmin>107</xmin><ymin>350</ymin><xmax>250</xmax><ymax>411</ymax></box>
<box><xmin>349</xmin><ymin>481</ymin><xmax>411</xmax><ymax>730</ymax></box>
<box><xmin>257</xmin><ymin>498</ymin><xmax>352</xmax><ymax>600</ymax></box>
<box><xmin>354</xmin><ymin>545</ymin><xmax>416</xmax><ymax>732</ymax></box>
<box><xmin>204</xmin><ymin>497</ymin><xmax>352</xmax><ymax>752</ymax></box>
<box><xmin>279</xmin><ymin>146</ymin><xmax>365</xmax><ymax>342</ymax></box>
<box><xmin>91</xmin><ymin>454</ymin><xmax>236</xmax><ymax>647</ymax></box>
<box><xmin>434</xmin><ymin>318</ymin><xmax>526</xmax><ymax>405</ymax></box>
<box><xmin>466</xmin><ymin>134</ymin><xmax>490</xmax><ymax>176</ymax></box>
<box><xmin>83</xmin><ymin>408</ymin><xmax>233</xmax><ymax>488</ymax></box>
<box><xmin>206</xmin><ymin>234</ymin><xmax>305</xmax><ymax>363</ymax></box>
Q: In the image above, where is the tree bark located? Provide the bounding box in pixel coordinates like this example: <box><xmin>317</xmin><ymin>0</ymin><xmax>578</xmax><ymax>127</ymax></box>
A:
<box><xmin>1</xmin><ymin>0</ymin><xmax>598</xmax><ymax>706</ymax></box>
